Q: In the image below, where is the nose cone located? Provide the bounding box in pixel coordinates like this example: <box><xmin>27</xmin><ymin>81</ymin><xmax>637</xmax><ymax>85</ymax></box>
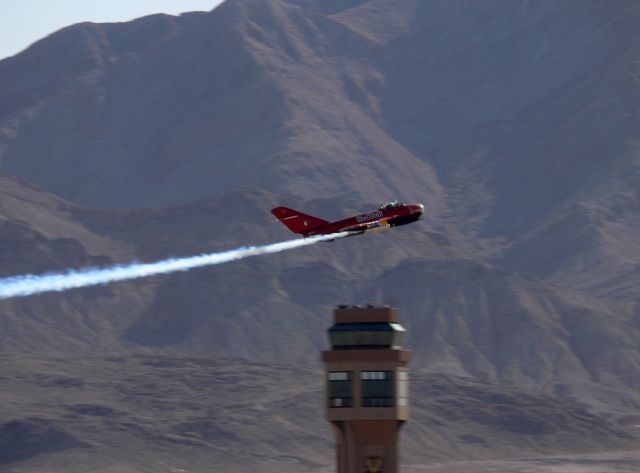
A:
<box><xmin>414</xmin><ymin>203</ymin><xmax>424</xmax><ymax>217</ymax></box>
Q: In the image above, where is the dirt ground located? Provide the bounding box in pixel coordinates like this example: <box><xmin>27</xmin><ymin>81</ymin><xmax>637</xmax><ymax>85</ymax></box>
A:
<box><xmin>404</xmin><ymin>451</ymin><xmax>640</xmax><ymax>473</ymax></box>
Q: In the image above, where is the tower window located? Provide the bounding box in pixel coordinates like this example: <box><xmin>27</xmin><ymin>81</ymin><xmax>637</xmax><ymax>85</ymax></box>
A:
<box><xmin>397</xmin><ymin>370</ymin><xmax>409</xmax><ymax>407</ymax></box>
<box><xmin>361</xmin><ymin>371</ymin><xmax>394</xmax><ymax>407</ymax></box>
<box><xmin>328</xmin><ymin>371</ymin><xmax>353</xmax><ymax>407</ymax></box>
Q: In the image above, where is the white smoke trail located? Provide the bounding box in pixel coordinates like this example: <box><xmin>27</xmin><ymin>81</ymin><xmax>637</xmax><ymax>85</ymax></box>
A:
<box><xmin>0</xmin><ymin>232</ymin><xmax>352</xmax><ymax>300</ymax></box>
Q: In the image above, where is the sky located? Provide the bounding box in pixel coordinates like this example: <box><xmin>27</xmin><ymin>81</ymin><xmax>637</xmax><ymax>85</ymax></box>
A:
<box><xmin>0</xmin><ymin>0</ymin><xmax>225</xmax><ymax>60</ymax></box>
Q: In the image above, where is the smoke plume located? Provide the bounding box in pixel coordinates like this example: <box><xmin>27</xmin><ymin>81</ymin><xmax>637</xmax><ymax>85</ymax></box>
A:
<box><xmin>0</xmin><ymin>232</ymin><xmax>351</xmax><ymax>300</ymax></box>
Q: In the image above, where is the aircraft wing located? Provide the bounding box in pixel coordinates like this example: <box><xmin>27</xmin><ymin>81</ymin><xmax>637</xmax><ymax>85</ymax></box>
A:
<box><xmin>342</xmin><ymin>219</ymin><xmax>390</xmax><ymax>233</ymax></box>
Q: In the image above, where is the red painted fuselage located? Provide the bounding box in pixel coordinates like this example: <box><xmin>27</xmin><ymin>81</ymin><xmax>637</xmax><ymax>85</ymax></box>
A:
<box><xmin>271</xmin><ymin>201</ymin><xmax>424</xmax><ymax>237</ymax></box>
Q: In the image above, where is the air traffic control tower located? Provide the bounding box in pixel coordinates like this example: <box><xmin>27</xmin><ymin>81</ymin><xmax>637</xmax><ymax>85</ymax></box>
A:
<box><xmin>322</xmin><ymin>306</ymin><xmax>411</xmax><ymax>473</ymax></box>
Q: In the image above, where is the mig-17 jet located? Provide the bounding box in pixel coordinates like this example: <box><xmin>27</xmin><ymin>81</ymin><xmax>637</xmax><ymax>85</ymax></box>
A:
<box><xmin>271</xmin><ymin>201</ymin><xmax>424</xmax><ymax>238</ymax></box>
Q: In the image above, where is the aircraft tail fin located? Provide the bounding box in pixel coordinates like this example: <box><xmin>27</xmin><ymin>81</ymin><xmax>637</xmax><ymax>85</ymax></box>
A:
<box><xmin>271</xmin><ymin>207</ymin><xmax>329</xmax><ymax>234</ymax></box>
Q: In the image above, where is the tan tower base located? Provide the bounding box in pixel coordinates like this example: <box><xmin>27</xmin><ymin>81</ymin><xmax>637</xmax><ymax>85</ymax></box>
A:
<box><xmin>322</xmin><ymin>306</ymin><xmax>411</xmax><ymax>473</ymax></box>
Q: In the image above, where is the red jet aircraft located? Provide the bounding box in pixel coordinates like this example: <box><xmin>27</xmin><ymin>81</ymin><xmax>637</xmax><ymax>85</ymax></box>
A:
<box><xmin>271</xmin><ymin>201</ymin><xmax>424</xmax><ymax>238</ymax></box>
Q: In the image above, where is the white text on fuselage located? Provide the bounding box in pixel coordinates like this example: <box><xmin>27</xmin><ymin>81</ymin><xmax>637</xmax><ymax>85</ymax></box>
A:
<box><xmin>356</xmin><ymin>210</ymin><xmax>383</xmax><ymax>223</ymax></box>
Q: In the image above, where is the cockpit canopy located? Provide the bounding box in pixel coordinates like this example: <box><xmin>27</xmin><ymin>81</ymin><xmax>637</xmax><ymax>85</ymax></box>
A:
<box><xmin>379</xmin><ymin>201</ymin><xmax>403</xmax><ymax>210</ymax></box>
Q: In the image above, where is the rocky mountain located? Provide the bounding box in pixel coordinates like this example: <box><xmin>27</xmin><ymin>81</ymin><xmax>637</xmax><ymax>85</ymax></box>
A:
<box><xmin>2</xmin><ymin>0</ymin><xmax>640</xmax><ymax>292</ymax></box>
<box><xmin>0</xmin><ymin>172</ymin><xmax>638</xmax><ymax>426</ymax></box>
<box><xmin>1</xmin><ymin>0</ymin><xmax>640</xmax><ymax>467</ymax></box>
